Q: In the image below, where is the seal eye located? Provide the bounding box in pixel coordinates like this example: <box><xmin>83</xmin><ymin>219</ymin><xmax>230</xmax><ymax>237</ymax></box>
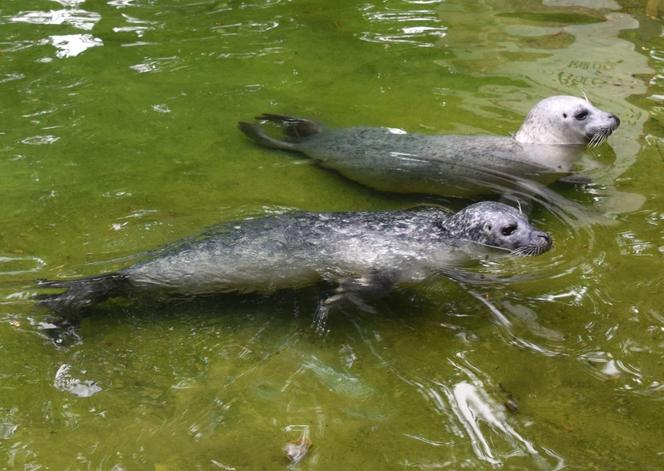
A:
<box><xmin>574</xmin><ymin>110</ymin><xmax>589</xmax><ymax>121</ymax></box>
<box><xmin>501</xmin><ymin>223</ymin><xmax>517</xmax><ymax>236</ymax></box>
<box><xmin>562</xmin><ymin>113</ymin><xmax>568</xmax><ymax>118</ymax></box>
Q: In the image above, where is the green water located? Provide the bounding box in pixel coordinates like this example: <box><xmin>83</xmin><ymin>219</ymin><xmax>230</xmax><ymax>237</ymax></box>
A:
<box><xmin>1</xmin><ymin>0</ymin><xmax>664</xmax><ymax>469</ymax></box>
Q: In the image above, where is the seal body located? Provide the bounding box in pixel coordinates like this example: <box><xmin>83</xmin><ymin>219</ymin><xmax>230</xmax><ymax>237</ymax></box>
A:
<box><xmin>239</xmin><ymin>96</ymin><xmax>620</xmax><ymax>198</ymax></box>
<box><xmin>38</xmin><ymin>202</ymin><xmax>551</xmax><ymax>313</ymax></box>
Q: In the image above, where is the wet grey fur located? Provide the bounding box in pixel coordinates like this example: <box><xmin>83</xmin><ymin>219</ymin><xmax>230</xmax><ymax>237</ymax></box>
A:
<box><xmin>38</xmin><ymin>202</ymin><xmax>551</xmax><ymax>313</ymax></box>
<box><xmin>239</xmin><ymin>96</ymin><xmax>620</xmax><ymax>198</ymax></box>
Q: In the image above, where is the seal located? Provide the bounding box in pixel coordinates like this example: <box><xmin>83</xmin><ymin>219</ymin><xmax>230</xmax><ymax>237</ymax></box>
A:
<box><xmin>238</xmin><ymin>96</ymin><xmax>620</xmax><ymax>199</ymax></box>
<box><xmin>37</xmin><ymin>202</ymin><xmax>551</xmax><ymax>314</ymax></box>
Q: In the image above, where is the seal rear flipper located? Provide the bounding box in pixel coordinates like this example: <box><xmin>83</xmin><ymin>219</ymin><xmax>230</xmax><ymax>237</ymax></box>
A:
<box><xmin>238</xmin><ymin>114</ymin><xmax>323</xmax><ymax>152</ymax></box>
<box><xmin>256</xmin><ymin>114</ymin><xmax>323</xmax><ymax>139</ymax></box>
<box><xmin>238</xmin><ymin>122</ymin><xmax>299</xmax><ymax>152</ymax></box>
<box><xmin>35</xmin><ymin>273</ymin><xmax>131</xmax><ymax>316</ymax></box>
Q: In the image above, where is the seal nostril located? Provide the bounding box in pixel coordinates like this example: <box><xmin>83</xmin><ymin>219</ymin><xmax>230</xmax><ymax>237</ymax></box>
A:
<box><xmin>610</xmin><ymin>113</ymin><xmax>620</xmax><ymax>126</ymax></box>
<box><xmin>538</xmin><ymin>233</ymin><xmax>552</xmax><ymax>246</ymax></box>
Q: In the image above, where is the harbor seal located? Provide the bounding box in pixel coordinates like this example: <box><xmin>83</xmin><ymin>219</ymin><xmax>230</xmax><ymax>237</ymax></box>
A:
<box><xmin>238</xmin><ymin>96</ymin><xmax>620</xmax><ymax>199</ymax></box>
<box><xmin>37</xmin><ymin>202</ymin><xmax>551</xmax><ymax>315</ymax></box>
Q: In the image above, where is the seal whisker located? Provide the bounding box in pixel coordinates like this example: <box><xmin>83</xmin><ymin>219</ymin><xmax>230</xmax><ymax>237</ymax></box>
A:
<box><xmin>589</xmin><ymin>130</ymin><xmax>607</xmax><ymax>148</ymax></box>
<box><xmin>510</xmin><ymin>245</ymin><xmax>543</xmax><ymax>257</ymax></box>
<box><xmin>595</xmin><ymin>130</ymin><xmax>607</xmax><ymax>148</ymax></box>
<box><xmin>511</xmin><ymin>247</ymin><xmax>531</xmax><ymax>257</ymax></box>
<box><xmin>516</xmin><ymin>248</ymin><xmax>529</xmax><ymax>256</ymax></box>
<box><xmin>588</xmin><ymin>135</ymin><xmax>598</xmax><ymax>148</ymax></box>
<box><xmin>591</xmin><ymin>128</ymin><xmax>610</xmax><ymax>148</ymax></box>
<box><xmin>581</xmin><ymin>90</ymin><xmax>592</xmax><ymax>105</ymax></box>
<box><xmin>467</xmin><ymin>240</ymin><xmax>513</xmax><ymax>253</ymax></box>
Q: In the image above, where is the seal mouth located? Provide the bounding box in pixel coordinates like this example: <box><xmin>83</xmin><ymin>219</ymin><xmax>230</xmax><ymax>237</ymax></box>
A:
<box><xmin>586</xmin><ymin>116</ymin><xmax>619</xmax><ymax>148</ymax></box>
<box><xmin>511</xmin><ymin>244</ymin><xmax>550</xmax><ymax>256</ymax></box>
<box><xmin>586</xmin><ymin>128</ymin><xmax>614</xmax><ymax>148</ymax></box>
<box><xmin>511</xmin><ymin>233</ymin><xmax>553</xmax><ymax>256</ymax></box>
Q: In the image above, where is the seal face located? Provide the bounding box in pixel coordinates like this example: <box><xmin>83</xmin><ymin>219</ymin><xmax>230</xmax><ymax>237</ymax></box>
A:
<box><xmin>445</xmin><ymin>202</ymin><xmax>552</xmax><ymax>256</ymax></box>
<box><xmin>238</xmin><ymin>96</ymin><xmax>620</xmax><ymax>198</ymax></box>
<box><xmin>514</xmin><ymin>95</ymin><xmax>620</xmax><ymax>146</ymax></box>
<box><xmin>37</xmin><ymin>202</ymin><xmax>551</xmax><ymax>314</ymax></box>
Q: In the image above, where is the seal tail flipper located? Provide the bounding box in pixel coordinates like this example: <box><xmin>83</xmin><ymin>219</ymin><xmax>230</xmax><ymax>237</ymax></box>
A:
<box><xmin>256</xmin><ymin>114</ymin><xmax>323</xmax><ymax>139</ymax></box>
<box><xmin>35</xmin><ymin>273</ymin><xmax>131</xmax><ymax>315</ymax></box>
<box><xmin>238</xmin><ymin>114</ymin><xmax>323</xmax><ymax>151</ymax></box>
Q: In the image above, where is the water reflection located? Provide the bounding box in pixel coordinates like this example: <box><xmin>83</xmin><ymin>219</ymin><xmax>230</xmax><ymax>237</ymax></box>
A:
<box><xmin>446</xmin><ymin>380</ymin><xmax>539</xmax><ymax>466</ymax></box>
<box><xmin>112</xmin><ymin>14</ymin><xmax>158</xmax><ymax>37</ymax></box>
<box><xmin>50</xmin><ymin>34</ymin><xmax>103</xmax><ymax>58</ymax></box>
<box><xmin>129</xmin><ymin>56</ymin><xmax>180</xmax><ymax>73</ymax></box>
<box><xmin>108</xmin><ymin>0</ymin><xmax>136</xmax><ymax>7</ymax></box>
<box><xmin>53</xmin><ymin>363</ymin><xmax>103</xmax><ymax>397</ymax></box>
<box><xmin>9</xmin><ymin>6</ymin><xmax>101</xmax><ymax>31</ymax></box>
<box><xmin>302</xmin><ymin>355</ymin><xmax>373</xmax><ymax>397</ymax></box>
<box><xmin>399</xmin><ymin>355</ymin><xmax>566</xmax><ymax>469</ymax></box>
<box><xmin>0</xmin><ymin>0</ymin><xmax>663</xmax><ymax>469</ymax></box>
<box><xmin>359</xmin><ymin>1</ymin><xmax>447</xmax><ymax>47</ymax></box>
<box><xmin>0</xmin><ymin>255</ymin><xmax>46</xmax><ymax>276</ymax></box>
<box><xmin>4</xmin><ymin>0</ymin><xmax>104</xmax><ymax>59</ymax></box>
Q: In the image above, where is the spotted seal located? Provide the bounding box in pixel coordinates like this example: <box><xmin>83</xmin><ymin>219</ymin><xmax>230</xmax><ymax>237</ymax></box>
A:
<box><xmin>37</xmin><ymin>202</ymin><xmax>551</xmax><ymax>314</ymax></box>
<box><xmin>238</xmin><ymin>96</ymin><xmax>620</xmax><ymax>199</ymax></box>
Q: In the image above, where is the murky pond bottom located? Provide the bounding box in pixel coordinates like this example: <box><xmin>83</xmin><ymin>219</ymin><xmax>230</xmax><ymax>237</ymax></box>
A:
<box><xmin>1</xmin><ymin>0</ymin><xmax>664</xmax><ymax>469</ymax></box>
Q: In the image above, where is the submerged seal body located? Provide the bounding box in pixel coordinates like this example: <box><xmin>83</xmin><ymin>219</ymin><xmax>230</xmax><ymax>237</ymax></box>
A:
<box><xmin>239</xmin><ymin>96</ymin><xmax>620</xmax><ymax>198</ymax></box>
<box><xmin>38</xmin><ymin>202</ymin><xmax>551</xmax><ymax>314</ymax></box>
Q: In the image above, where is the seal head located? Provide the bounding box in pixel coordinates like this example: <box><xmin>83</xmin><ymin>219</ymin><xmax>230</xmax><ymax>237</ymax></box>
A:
<box><xmin>514</xmin><ymin>95</ymin><xmax>620</xmax><ymax>146</ymax></box>
<box><xmin>444</xmin><ymin>202</ymin><xmax>552</xmax><ymax>256</ymax></box>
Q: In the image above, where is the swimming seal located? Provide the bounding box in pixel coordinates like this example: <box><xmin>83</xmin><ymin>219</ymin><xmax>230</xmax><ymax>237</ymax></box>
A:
<box><xmin>37</xmin><ymin>202</ymin><xmax>551</xmax><ymax>315</ymax></box>
<box><xmin>238</xmin><ymin>96</ymin><xmax>620</xmax><ymax>199</ymax></box>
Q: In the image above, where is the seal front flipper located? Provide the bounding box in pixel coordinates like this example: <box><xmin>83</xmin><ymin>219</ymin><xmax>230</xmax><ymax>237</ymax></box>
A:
<box><xmin>322</xmin><ymin>272</ymin><xmax>396</xmax><ymax>313</ymax></box>
<box><xmin>238</xmin><ymin>114</ymin><xmax>323</xmax><ymax>153</ymax></box>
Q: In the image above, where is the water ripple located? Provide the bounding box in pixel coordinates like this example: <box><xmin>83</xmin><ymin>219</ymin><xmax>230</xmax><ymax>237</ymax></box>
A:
<box><xmin>402</xmin><ymin>358</ymin><xmax>565</xmax><ymax>469</ymax></box>
<box><xmin>129</xmin><ymin>56</ymin><xmax>181</xmax><ymax>73</ymax></box>
<box><xmin>113</xmin><ymin>13</ymin><xmax>159</xmax><ymax>38</ymax></box>
<box><xmin>53</xmin><ymin>364</ymin><xmax>102</xmax><ymax>398</ymax></box>
<box><xmin>444</xmin><ymin>380</ymin><xmax>539</xmax><ymax>466</ymax></box>
<box><xmin>0</xmin><ymin>256</ymin><xmax>46</xmax><ymax>276</ymax></box>
<box><xmin>359</xmin><ymin>2</ymin><xmax>447</xmax><ymax>47</ymax></box>
<box><xmin>212</xmin><ymin>20</ymin><xmax>280</xmax><ymax>35</ymax></box>
<box><xmin>108</xmin><ymin>0</ymin><xmax>136</xmax><ymax>8</ymax></box>
<box><xmin>21</xmin><ymin>135</ymin><xmax>60</xmax><ymax>145</ymax></box>
<box><xmin>0</xmin><ymin>73</ymin><xmax>25</xmax><ymax>84</ymax></box>
<box><xmin>50</xmin><ymin>34</ymin><xmax>103</xmax><ymax>58</ymax></box>
<box><xmin>8</xmin><ymin>8</ymin><xmax>101</xmax><ymax>31</ymax></box>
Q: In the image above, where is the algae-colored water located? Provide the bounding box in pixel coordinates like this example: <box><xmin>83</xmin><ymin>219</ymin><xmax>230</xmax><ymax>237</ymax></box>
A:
<box><xmin>1</xmin><ymin>0</ymin><xmax>664</xmax><ymax>469</ymax></box>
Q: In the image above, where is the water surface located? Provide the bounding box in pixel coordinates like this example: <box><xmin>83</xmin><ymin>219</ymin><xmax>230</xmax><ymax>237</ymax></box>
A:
<box><xmin>1</xmin><ymin>0</ymin><xmax>664</xmax><ymax>469</ymax></box>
